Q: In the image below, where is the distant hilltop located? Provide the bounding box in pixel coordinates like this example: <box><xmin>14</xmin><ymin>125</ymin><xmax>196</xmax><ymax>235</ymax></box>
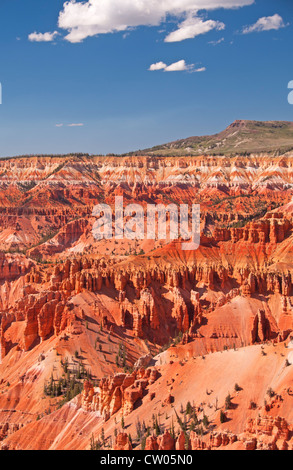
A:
<box><xmin>133</xmin><ymin>120</ymin><xmax>293</xmax><ymax>157</ymax></box>
<box><xmin>1</xmin><ymin>120</ymin><xmax>293</xmax><ymax>160</ymax></box>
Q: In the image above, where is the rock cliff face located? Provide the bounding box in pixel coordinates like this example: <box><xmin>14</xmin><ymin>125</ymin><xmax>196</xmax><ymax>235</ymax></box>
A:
<box><xmin>0</xmin><ymin>253</ymin><xmax>32</xmax><ymax>282</ymax></box>
<box><xmin>0</xmin><ymin>153</ymin><xmax>293</xmax><ymax>252</ymax></box>
<box><xmin>1</xmin><ymin>209</ymin><xmax>293</xmax><ymax>361</ymax></box>
<box><xmin>81</xmin><ymin>368</ymin><xmax>159</xmax><ymax>419</ymax></box>
<box><xmin>1</xmin><ymin>149</ymin><xmax>293</xmax><ymax>450</ymax></box>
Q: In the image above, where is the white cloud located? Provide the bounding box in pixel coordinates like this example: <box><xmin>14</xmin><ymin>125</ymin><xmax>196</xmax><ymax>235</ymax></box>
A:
<box><xmin>164</xmin><ymin>16</ymin><xmax>225</xmax><ymax>43</ymax></box>
<box><xmin>57</xmin><ymin>0</ymin><xmax>254</xmax><ymax>43</ymax></box>
<box><xmin>149</xmin><ymin>60</ymin><xmax>206</xmax><ymax>72</ymax></box>
<box><xmin>243</xmin><ymin>14</ymin><xmax>286</xmax><ymax>34</ymax></box>
<box><xmin>149</xmin><ymin>61</ymin><xmax>167</xmax><ymax>71</ymax></box>
<box><xmin>165</xmin><ymin>60</ymin><xmax>193</xmax><ymax>72</ymax></box>
<box><xmin>209</xmin><ymin>37</ymin><xmax>224</xmax><ymax>45</ymax></box>
<box><xmin>55</xmin><ymin>123</ymin><xmax>84</xmax><ymax>127</ymax></box>
<box><xmin>28</xmin><ymin>31</ymin><xmax>59</xmax><ymax>42</ymax></box>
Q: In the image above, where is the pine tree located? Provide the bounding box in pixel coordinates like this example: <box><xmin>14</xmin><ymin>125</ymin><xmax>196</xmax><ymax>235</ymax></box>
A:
<box><xmin>225</xmin><ymin>393</ymin><xmax>232</xmax><ymax>410</ymax></box>
<box><xmin>203</xmin><ymin>415</ymin><xmax>209</xmax><ymax>428</ymax></box>
<box><xmin>101</xmin><ymin>427</ymin><xmax>105</xmax><ymax>445</ymax></box>
<box><xmin>186</xmin><ymin>401</ymin><xmax>192</xmax><ymax>415</ymax></box>
<box><xmin>170</xmin><ymin>418</ymin><xmax>175</xmax><ymax>439</ymax></box>
<box><xmin>154</xmin><ymin>416</ymin><xmax>161</xmax><ymax>436</ymax></box>
<box><xmin>220</xmin><ymin>410</ymin><xmax>226</xmax><ymax>424</ymax></box>
<box><xmin>175</xmin><ymin>410</ymin><xmax>186</xmax><ymax>432</ymax></box>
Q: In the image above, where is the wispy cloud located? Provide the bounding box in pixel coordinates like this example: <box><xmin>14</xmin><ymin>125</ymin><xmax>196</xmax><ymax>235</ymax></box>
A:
<box><xmin>28</xmin><ymin>31</ymin><xmax>59</xmax><ymax>42</ymax></box>
<box><xmin>57</xmin><ymin>0</ymin><xmax>254</xmax><ymax>43</ymax></box>
<box><xmin>55</xmin><ymin>123</ymin><xmax>84</xmax><ymax>127</ymax></box>
<box><xmin>209</xmin><ymin>37</ymin><xmax>224</xmax><ymax>46</ymax></box>
<box><xmin>149</xmin><ymin>60</ymin><xmax>206</xmax><ymax>73</ymax></box>
<box><xmin>243</xmin><ymin>14</ymin><xmax>286</xmax><ymax>34</ymax></box>
<box><xmin>164</xmin><ymin>17</ymin><xmax>225</xmax><ymax>43</ymax></box>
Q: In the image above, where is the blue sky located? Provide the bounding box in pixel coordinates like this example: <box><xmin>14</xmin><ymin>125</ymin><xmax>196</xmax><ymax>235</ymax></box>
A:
<box><xmin>0</xmin><ymin>0</ymin><xmax>292</xmax><ymax>157</ymax></box>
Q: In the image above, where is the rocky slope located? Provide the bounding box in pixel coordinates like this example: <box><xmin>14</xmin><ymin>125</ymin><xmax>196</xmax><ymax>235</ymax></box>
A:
<box><xmin>3</xmin><ymin>340</ymin><xmax>293</xmax><ymax>450</ymax></box>
<box><xmin>1</xmin><ymin>123</ymin><xmax>293</xmax><ymax>450</ymax></box>
<box><xmin>141</xmin><ymin>120</ymin><xmax>293</xmax><ymax>156</ymax></box>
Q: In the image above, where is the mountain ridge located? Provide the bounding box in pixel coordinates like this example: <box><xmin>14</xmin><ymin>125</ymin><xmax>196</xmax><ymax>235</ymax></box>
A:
<box><xmin>1</xmin><ymin>120</ymin><xmax>293</xmax><ymax>161</ymax></box>
<box><xmin>136</xmin><ymin>120</ymin><xmax>293</xmax><ymax>157</ymax></box>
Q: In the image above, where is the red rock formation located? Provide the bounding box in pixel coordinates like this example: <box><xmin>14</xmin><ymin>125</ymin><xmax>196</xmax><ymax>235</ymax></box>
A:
<box><xmin>81</xmin><ymin>368</ymin><xmax>159</xmax><ymax>419</ymax></box>
<box><xmin>171</xmin><ymin>288</ymin><xmax>189</xmax><ymax>333</ymax></box>
<box><xmin>157</xmin><ymin>430</ymin><xmax>175</xmax><ymax>450</ymax></box>
<box><xmin>113</xmin><ymin>433</ymin><xmax>133</xmax><ymax>450</ymax></box>
<box><xmin>251</xmin><ymin>309</ymin><xmax>271</xmax><ymax>344</ymax></box>
<box><xmin>145</xmin><ymin>435</ymin><xmax>159</xmax><ymax>450</ymax></box>
<box><xmin>1</xmin><ymin>152</ymin><xmax>293</xmax><ymax>450</ymax></box>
